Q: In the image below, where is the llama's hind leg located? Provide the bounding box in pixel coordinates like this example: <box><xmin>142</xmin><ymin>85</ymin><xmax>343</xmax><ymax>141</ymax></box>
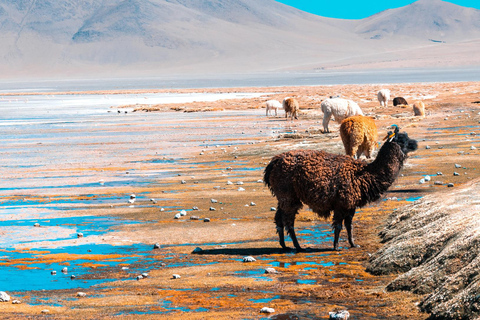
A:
<box><xmin>276</xmin><ymin>200</ymin><xmax>304</xmax><ymax>252</ymax></box>
<box><xmin>274</xmin><ymin>209</ymin><xmax>288</xmax><ymax>250</ymax></box>
<box><xmin>332</xmin><ymin>209</ymin><xmax>344</xmax><ymax>251</ymax></box>
<box><xmin>344</xmin><ymin>209</ymin><xmax>360</xmax><ymax>248</ymax></box>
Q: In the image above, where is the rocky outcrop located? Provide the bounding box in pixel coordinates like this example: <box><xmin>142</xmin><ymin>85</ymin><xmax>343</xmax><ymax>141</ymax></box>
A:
<box><xmin>368</xmin><ymin>178</ymin><xmax>480</xmax><ymax>319</ymax></box>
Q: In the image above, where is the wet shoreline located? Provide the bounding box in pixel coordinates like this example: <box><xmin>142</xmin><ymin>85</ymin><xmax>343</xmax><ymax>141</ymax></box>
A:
<box><xmin>1</xmin><ymin>81</ymin><xmax>479</xmax><ymax>318</ymax></box>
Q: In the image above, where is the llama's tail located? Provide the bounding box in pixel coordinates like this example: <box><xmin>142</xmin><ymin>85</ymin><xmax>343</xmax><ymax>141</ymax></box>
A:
<box><xmin>263</xmin><ymin>158</ymin><xmax>277</xmax><ymax>191</ymax></box>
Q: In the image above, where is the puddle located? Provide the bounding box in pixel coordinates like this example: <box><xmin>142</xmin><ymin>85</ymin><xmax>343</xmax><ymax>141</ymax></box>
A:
<box><xmin>0</xmin><ymin>216</ymin><xmax>141</xmax><ymax>246</ymax></box>
<box><xmin>248</xmin><ymin>295</ymin><xmax>281</xmax><ymax>303</ymax></box>
<box><xmin>0</xmin><ymin>243</ymin><xmax>157</xmax><ymax>292</ymax></box>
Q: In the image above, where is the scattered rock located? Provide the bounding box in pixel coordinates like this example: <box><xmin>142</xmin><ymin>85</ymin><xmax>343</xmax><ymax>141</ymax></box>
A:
<box><xmin>180</xmin><ymin>210</ymin><xmax>187</xmax><ymax>216</ymax></box>
<box><xmin>257</xmin><ymin>179</ymin><xmax>263</xmax><ymax>183</ymax></box>
<box><xmin>71</xmin><ymin>275</ymin><xmax>76</xmax><ymax>279</ymax></box>
<box><xmin>227</xmin><ymin>181</ymin><xmax>233</xmax><ymax>185</ymax></box>
<box><xmin>41</xmin><ymin>309</ymin><xmax>50</xmax><ymax>314</ymax></box>
<box><xmin>211</xmin><ymin>199</ymin><xmax>218</xmax><ymax>203</ymax></box>
<box><xmin>209</xmin><ymin>207</ymin><xmax>216</xmax><ymax>211</ymax></box>
<box><xmin>12</xmin><ymin>300</ymin><xmax>21</xmax><ymax>304</ymax></box>
<box><xmin>153</xmin><ymin>243</ymin><xmax>160</xmax><ymax>249</ymax></box>
<box><xmin>51</xmin><ymin>271</ymin><xmax>57</xmax><ymax>275</ymax></box>
<box><xmin>270</xmin><ymin>207</ymin><xmax>276</xmax><ymax>211</ymax></box>
<box><xmin>136</xmin><ymin>275</ymin><xmax>143</xmax><ymax>280</ymax></box>
<box><xmin>424</xmin><ymin>175</ymin><xmax>431</xmax><ymax>181</ymax></box>
<box><xmin>434</xmin><ymin>181</ymin><xmax>444</xmax><ymax>185</ymax></box>
<box><xmin>193</xmin><ymin>247</ymin><xmax>203</xmax><ymax>253</ymax></box>
<box><xmin>455</xmin><ymin>164</ymin><xmax>462</xmax><ymax>168</ymax></box>
<box><xmin>204</xmin><ymin>218</ymin><xmax>211</xmax><ymax>222</ymax></box>
<box><xmin>238</xmin><ymin>187</ymin><xmax>245</xmax><ymax>191</ymax></box>
<box><xmin>34</xmin><ymin>223</ymin><xmax>40</xmax><ymax>227</ymax></box>
<box><xmin>471</xmin><ymin>146</ymin><xmax>477</xmax><ymax>150</ymax></box>
<box><xmin>172</xmin><ymin>274</ymin><xmax>181</xmax><ymax>279</ymax></box>
<box><xmin>181</xmin><ymin>180</ymin><xmax>186</xmax><ymax>184</ymax></box>
<box><xmin>419</xmin><ymin>178</ymin><xmax>426</xmax><ymax>184</ymax></box>
<box><xmin>265</xmin><ymin>268</ymin><xmax>277</xmax><ymax>274</ymax></box>
<box><xmin>454</xmin><ymin>172</ymin><xmax>460</xmax><ymax>176</ymax></box>
<box><xmin>448</xmin><ymin>183</ymin><xmax>454</xmax><ymax>187</ymax></box>
<box><xmin>77</xmin><ymin>292</ymin><xmax>87</xmax><ymax>297</ymax></box>
<box><xmin>77</xmin><ymin>233</ymin><xmax>83</xmax><ymax>238</ymax></box>
<box><xmin>250</xmin><ymin>202</ymin><xmax>256</xmax><ymax>206</ymax></box>
<box><xmin>190</xmin><ymin>216</ymin><xmax>200</xmax><ymax>220</ymax></box>
<box><xmin>236</xmin><ymin>181</ymin><xmax>244</xmax><ymax>185</ymax></box>
<box><xmin>192</xmin><ymin>206</ymin><xmax>199</xmax><ymax>210</ymax></box>
<box><xmin>174</xmin><ymin>213</ymin><xmax>182</xmax><ymax>219</ymax></box>
<box><xmin>243</xmin><ymin>256</ymin><xmax>256</xmax><ymax>262</ymax></box>
<box><xmin>260</xmin><ymin>307</ymin><xmax>275</xmax><ymax>314</ymax></box>
<box><xmin>0</xmin><ymin>292</ymin><xmax>10</xmax><ymax>302</ymax></box>
<box><xmin>437</xmin><ymin>172</ymin><xmax>443</xmax><ymax>176</ymax></box>
<box><xmin>329</xmin><ymin>310</ymin><xmax>350</xmax><ymax>319</ymax></box>
<box><xmin>61</xmin><ymin>267</ymin><xmax>68</xmax><ymax>274</ymax></box>
<box><xmin>142</xmin><ymin>273</ymin><xmax>149</xmax><ymax>278</ymax></box>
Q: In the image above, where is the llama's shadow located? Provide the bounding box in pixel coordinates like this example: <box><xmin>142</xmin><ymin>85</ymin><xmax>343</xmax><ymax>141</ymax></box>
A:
<box><xmin>192</xmin><ymin>247</ymin><xmax>334</xmax><ymax>256</ymax></box>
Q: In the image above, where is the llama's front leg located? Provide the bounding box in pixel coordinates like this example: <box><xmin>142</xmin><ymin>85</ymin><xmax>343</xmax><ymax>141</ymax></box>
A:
<box><xmin>344</xmin><ymin>211</ymin><xmax>360</xmax><ymax>248</ymax></box>
<box><xmin>322</xmin><ymin>113</ymin><xmax>332</xmax><ymax>133</ymax></box>
<box><xmin>286</xmin><ymin>225</ymin><xmax>305</xmax><ymax>252</ymax></box>
<box><xmin>333</xmin><ymin>223</ymin><xmax>342</xmax><ymax>251</ymax></box>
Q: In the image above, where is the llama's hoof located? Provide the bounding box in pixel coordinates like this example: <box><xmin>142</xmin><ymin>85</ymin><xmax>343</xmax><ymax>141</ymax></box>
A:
<box><xmin>350</xmin><ymin>244</ymin><xmax>361</xmax><ymax>248</ymax></box>
<box><xmin>333</xmin><ymin>246</ymin><xmax>341</xmax><ymax>251</ymax></box>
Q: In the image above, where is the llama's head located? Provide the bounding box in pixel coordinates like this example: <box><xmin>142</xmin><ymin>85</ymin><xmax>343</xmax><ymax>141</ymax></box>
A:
<box><xmin>384</xmin><ymin>125</ymin><xmax>418</xmax><ymax>155</ymax></box>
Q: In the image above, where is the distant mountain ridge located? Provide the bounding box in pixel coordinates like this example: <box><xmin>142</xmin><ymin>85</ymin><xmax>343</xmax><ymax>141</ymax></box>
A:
<box><xmin>0</xmin><ymin>0</ymin><xmax>479</xmax><ymax>78</ymax></box>
<box><xmin>353</xmin><ymin>0</ymin><xmax>480</xmax><ymax>41</ymax></box>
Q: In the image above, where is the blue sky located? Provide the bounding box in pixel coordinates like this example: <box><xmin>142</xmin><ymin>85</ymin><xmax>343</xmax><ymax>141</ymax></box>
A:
<box><xmin>276</xmin><ymin>0</ymin><xmax>480</xmax><ymax>19</ymax></box>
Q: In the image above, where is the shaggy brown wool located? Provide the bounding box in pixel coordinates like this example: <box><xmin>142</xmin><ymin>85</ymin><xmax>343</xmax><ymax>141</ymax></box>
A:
<box><xmin>340</xmin><ymin>115</ymin><xmax>378</xmax><ymax>159</ymax></box>
<box><xmin>264</xmin><ymin>128</ymin><xmax>418</xmax><ymax>251</ymax></box>
<box><xmin>283</xmin><ymin>97</ymin><xmax>299</xmax><ymax>120</ymax></box>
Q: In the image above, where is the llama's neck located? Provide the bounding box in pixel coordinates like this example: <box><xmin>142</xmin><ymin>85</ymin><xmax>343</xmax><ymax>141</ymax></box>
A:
<box><xmin>357</xmin><ymin>142</ymin><xmax>406</xmax><ymax>206</ymax></box>
<box><xmin>369</xmin><ymin>142</ymin><xmax>406</xmax><ymax>180</ymax></box>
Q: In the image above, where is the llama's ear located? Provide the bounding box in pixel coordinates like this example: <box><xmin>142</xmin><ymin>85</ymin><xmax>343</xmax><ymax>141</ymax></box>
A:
<box><xmin>383</xmin><ymin>131</ymin><xmax>393</xmax><ymax>141</ymax></box>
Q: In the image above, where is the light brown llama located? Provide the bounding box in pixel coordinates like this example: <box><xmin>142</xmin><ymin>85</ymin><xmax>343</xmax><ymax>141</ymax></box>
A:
<box><xmin>413</xmin><ymin>101</ymin><xmax>425</xmax><ymax>117</ymax></box>
<box><xmin>340</xmin><ymin>115</ymin><xmax>378</xmax><ymax>159</ymax></box>
<box><xmin>282</xmin><ymin>97</ymin><xmax>299</xmax><ymax>120</ymax></box>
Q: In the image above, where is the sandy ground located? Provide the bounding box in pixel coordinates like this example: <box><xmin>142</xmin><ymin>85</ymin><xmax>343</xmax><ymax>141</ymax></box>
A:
<box><xmin>1</xmin><ymin>81</ymin><xmax>480</xmax><ymax>319</ymax></box>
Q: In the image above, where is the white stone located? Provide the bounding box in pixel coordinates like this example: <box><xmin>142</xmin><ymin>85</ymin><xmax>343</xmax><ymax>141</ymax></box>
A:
<box><xmin>260</xmin><ymin>307</ymin><xmax>275</xmax><ymax>314</ymax></box>
<box><xmin>265</xmin><ymin>268</ymin><xmax>277</xmax><ymax>274</ymax></box>
<box><xmin>77</xmin><ymin>292</ymin><xmax>87</xmax><ymax>297</ymax></box>
<box><xmin>0</xmin><ymin>292</ymin><xmax>10</xmax><ymax>302</ymax></box>
<box><xmin>243</xmin><ymin>256</ymin><xmax>256</xmax><ymax>262</ymax></box>
<box><xmin>329</xmin><ymin>310</ymin><xmax>350</xmax><ymax>319</ymax></box>
<box><xmin>172</xmin><ymin>274</ymin><xmax>181</xmax><ymax>279</ymax></box>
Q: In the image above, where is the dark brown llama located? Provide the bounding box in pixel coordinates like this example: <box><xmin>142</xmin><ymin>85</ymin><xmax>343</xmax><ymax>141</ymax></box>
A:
<box><xmin>393</xmin><ymin>97</ymin><xmax>409</xmax><ymax>106</ymax></box>
<box><xmin>264</xmin><ymin>126</ymin><xmax>418</xmax><ymax>251</ymax></box>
